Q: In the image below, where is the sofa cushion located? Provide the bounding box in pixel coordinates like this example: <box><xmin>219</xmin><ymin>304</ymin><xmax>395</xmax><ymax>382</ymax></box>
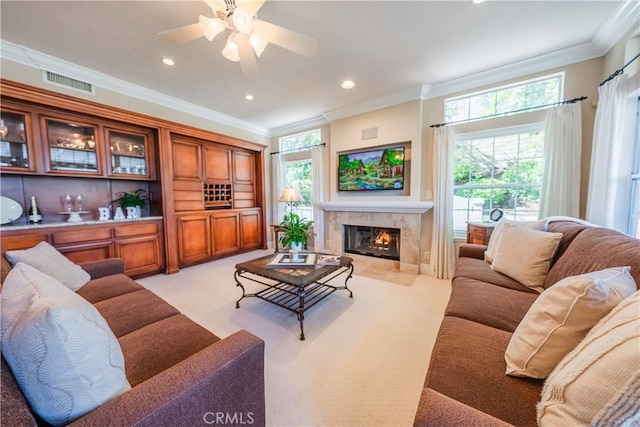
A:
<box><xmin>544</xmin><ymin>226</ymin><xmax>640</xmax><ymax>288</ymax></box>
<box><xmin>537</xmin><ymin>291</ymin><xmax>640</xmax><ymax>425</ymax></box>
<box><xmin>0</xmin><ymin>262</ymin><xmax>130</xmax><ymax>426</ymax></box>
<box><xmin>118</xmin><ymin>314</ymin><xmax>220</xmax><ymax>386</ymax></box>
<box><xmin>485</xmin><ymin>219</ymin><xmax>545</xmax><ymax>263</ymax></box>
<box><xmin>491</xmin><ymin>224</ymin><xmax>562</xmax><ymax>292</ymax></box>
<box><xmin>1</xmin><ymin>356</ymin><xmax>37</xmax><ymax>427</ymax></box>
<box><xmin>425</xmin><ymin>316</ymin><xmax>542</xmax><ymax>427</ymax></box>
<box><xmin>505</xmin><ymin>266</ymin><xmax>636</xmax><ymax>378</ymax></box>
<box><xmin>454</xmin><ymin>257</ymin><xmax>537</xmax><ymax>293</ymax></box>
<box><xmin>446</xmin><ymin>277</ymin><xmax>539</xmax><ymax>332</ymax></box>
<box><xmin>5</xmin><ymin>241</ymin><xmax>90</xmax><ymax>291</ymax></box>
<box><xmin>94</xmin><ymin>289</ymin><xmax>181</xmax><ymax>337</ymax></box>
<box><xmin>76</xmin><ymin>273</ymin><xmax>145</xmax><ymax>304</ymax></box>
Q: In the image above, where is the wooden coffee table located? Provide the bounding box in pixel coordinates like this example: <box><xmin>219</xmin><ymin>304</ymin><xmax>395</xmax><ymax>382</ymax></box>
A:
<box><xmin>234</xmin><ymin>253</ymin><xmax>354</xmax><ymax>340</ymax></box>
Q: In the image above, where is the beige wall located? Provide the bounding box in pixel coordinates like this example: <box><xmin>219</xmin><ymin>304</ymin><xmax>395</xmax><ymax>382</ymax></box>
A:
<box><xmin>328</xmin><ymin>100</ymin><xmax>423</xmax><ymax>201</ymax></box>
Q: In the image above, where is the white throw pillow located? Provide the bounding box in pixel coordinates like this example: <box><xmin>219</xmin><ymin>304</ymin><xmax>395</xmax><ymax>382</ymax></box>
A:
<box><xmin>6</xmin><ymin>241</ymin><xmax>90</xmax><ymax>291</ymax></box>
<box><xmin>505</xmin><ymin>266</ymin><xmax>637</xmax><ymax>378</ymax></box>
<box><xmin>485</xmin><ymin>219</ymin><xmax>545</xmax><ymax>263</ymax></box>
<box><xmin>490</xmin><ymin>223</ymin><xmax>562</xmax><ymax>292</ymax></box>
<box><xmin>0</xmin><ymin>262</ymin><xmax>130</xmax><ymax>426</ymax></box>
<box><xmin>537</xmin><ymin>290</ymin><xmax>640</xmax><ymax>426</ymax></box>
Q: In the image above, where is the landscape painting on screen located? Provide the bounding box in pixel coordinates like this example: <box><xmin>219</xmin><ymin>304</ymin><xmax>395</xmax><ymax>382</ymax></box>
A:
<box><xmin>338</xmin><ymin>146</ymin><xmax>405</xmax><ymax>191</ymax></box>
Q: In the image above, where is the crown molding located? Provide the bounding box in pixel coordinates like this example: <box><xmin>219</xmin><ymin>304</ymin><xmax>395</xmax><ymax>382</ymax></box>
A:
<box><xmin>593</xmin><ymin>0</ymin><xmax>639</xmax><ymax>52</ymax></box>
<box><xmin>270</xmin><ymin>115</ymin><xmax>328</xmax><ymax>138</ymax></box>
<box><xmin>0</xmin><ymin>40</ymin><xmax>271</xmax><ymax>137</ymax></box>
<box><xmin>323</xmin><ymin>85</ymin><xmax>427</xmax><ymax>122</ymax></box>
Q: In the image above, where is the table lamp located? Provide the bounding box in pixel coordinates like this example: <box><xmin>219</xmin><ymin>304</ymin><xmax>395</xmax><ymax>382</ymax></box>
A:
<box><xmin>278</xmin><ymin>186</ymin><xmax>303</xmax><ymax>214</ymax></box>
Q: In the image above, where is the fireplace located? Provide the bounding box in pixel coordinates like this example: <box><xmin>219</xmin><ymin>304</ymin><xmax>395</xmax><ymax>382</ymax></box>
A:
<box><xmin>343</xmin><ymin>225</ymin><xmax>400</xmax><ymax>261</ymax></box>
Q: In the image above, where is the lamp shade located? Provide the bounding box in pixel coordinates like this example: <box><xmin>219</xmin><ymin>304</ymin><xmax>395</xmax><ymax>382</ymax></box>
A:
<box><xmin>278</xmin><ymin>187</ymin><xmax>303</xmax><ymax>203</ymax></box>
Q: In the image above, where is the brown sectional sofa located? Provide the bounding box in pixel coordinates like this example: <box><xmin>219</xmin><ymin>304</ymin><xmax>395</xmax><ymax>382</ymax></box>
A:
<box><xmin>0</xmin><ymin>254</ymin><xmax>265</xmax><ymax>426</ymax></box>
<box><xmin>414</xmin><ymin>220</ymin><xmax>640</xmax><ymax>426</ymax></box>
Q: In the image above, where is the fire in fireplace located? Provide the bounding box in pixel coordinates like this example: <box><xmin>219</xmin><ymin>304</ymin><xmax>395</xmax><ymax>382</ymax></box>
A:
<box><xmin>343</xmin><ymin>225</ymin><xmax>400</xmax><ymax>260</ymax></box>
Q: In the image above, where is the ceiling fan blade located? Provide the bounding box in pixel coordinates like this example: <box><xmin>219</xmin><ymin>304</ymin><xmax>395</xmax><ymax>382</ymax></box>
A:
<box><xmin>238</xmin><ymin>35</ymin><xmax>259</xmax><ymax>78</ymax></box>
<box><xmin>237</xmin><ymin>0</ymin><xmax>266</xmax><ymax>16</ymax></box>
<box><xmin>158</xmin><ymin>22</ymin><xmax>203</xmax><ymax>44</ymax></box>
<box><xmin>253</xmin><ymin>19</ymin><xmax>317</xmax><ymax>57</ymax></box>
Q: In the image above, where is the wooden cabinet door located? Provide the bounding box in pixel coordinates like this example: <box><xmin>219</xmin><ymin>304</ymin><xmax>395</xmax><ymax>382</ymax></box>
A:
<box><xmin>115</xmin><ymin>236</ymin><xmax>163</xmax><ymax>277</ymax></box>
<box><xmin>232</xmin><ymin>150</ymin><xmax>255</xmax><ymax>208</ymax></box>
<box><xmin>172</xmin><ymin>139</ymin><xmax>202</xmax><ymax>180</ymax></box>
<box><xmin>58</xmin><ymin>243</ymin><xmax>114</xmax><ymax>264</ymax></box>
<box><xmin>177</xmin><ymin>214</ymin><xmax>211</xmax><ymax>264</ymax></box>
<box><xmin>204</xmin><ymin>145</ymin><xmax>232</xmax><ymax>182</ymax></box>
<box><xmin>211</xmin><ymin>211</ymin><xmax>239</xmax><ymax>255</ymax></box>
<box><xmin>240</xmin><ymin>210</ymin><xmax>261</xmax><ymax>249</ymax></box>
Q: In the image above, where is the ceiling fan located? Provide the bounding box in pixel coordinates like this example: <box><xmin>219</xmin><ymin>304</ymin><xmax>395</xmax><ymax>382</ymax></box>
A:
<box><xmin>158</xmin><ymin>0</ymin><xmax>318</xmax><ymax>77</ymax></box>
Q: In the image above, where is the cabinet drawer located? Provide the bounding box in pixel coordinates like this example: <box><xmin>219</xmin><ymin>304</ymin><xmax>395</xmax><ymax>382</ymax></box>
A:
<box><xmin>114</xmin><ymin>222</ymin><xmax>159</xmax><ymax>238</ymax></box>
<box><xmin>467</xmin><ymin>224</ymin><xmax>488</xmax><ymax>236</ymax></box>
<box><xmin>53</xmin><ymin>228</ymin><xmax>112</xmax><ymax>245</ymax></box>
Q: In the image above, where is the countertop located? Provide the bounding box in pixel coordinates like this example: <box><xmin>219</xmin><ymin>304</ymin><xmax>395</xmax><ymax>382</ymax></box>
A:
<box><xmin>1</xmin><ymin>216</ymin><xmax>163</xmax><ymax>231</ymax></box>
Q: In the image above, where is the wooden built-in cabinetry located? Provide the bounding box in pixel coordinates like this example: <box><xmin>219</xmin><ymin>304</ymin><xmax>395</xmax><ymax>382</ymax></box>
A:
<box><xmin>1</xmin><ymin>219</ymin><xmax>165</xmax><ymax>278</ymax></box>
<box><xmin>0</xmin><ymin>79</ymin><xmax>267</xmax><ymax>276</ymax></box>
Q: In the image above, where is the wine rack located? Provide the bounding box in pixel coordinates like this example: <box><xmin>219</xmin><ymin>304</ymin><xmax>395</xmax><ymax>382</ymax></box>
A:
<box><xmin>203</xmin><ymin>182</ymin><xmax>232</xmax><ymax>209</ymax></box>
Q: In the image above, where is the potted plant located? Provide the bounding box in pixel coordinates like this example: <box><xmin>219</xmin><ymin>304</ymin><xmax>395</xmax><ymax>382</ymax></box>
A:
<box><xmin>112</xmin><ymin>189</ymin><xmax>148</xmax><ymax>219</ymax></box>
<box><xmin>279</xmin><ymin>213</ymin><xmax>314</xmax><ymax>252</ymax></box>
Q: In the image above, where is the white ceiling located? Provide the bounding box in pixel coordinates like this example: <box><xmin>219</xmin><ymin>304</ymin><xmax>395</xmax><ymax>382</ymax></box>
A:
<box><xmin>0</xmin><ymin>1</ymin><xmax>634</xmax><ymax>135</ymax></box>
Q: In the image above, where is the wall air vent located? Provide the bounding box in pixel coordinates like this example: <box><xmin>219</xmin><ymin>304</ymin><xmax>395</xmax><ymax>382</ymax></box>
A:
<box><xmin>43</xmin><ymin>71</ymin><xmax>95</xmax><ymax>95</ymax></box>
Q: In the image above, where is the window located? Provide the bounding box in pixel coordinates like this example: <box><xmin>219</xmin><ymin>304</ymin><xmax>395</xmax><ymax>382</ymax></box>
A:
<box><xmin>445</xmin><ymin>73</ymin><xmax>563</xmax><ymax>123</ymax></box>
<box><xmin>279</xmin><ymin>129</ymin><xmax>321</xmax><ymax>221</ymax></box>
<box><xmin>453</xmin><ymin>124</ymin><xmax>545</xmax><ymax>233</ymax></box>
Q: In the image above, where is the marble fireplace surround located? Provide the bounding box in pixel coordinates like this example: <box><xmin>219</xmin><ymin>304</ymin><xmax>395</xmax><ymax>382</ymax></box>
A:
<box><xmin>319</xmin><ymin>201</ymin><xmax>434</xmax><ymax>274</ymax></box>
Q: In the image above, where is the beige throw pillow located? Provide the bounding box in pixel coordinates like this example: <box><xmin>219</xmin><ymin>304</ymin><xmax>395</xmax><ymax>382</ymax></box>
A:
<box><xmin>6</xmin><ymin>241</ymin><xmax>90</xmax><ymax>291</ymax></box>
<box><xmin>505</xmin><ymin>266</ymin><xmax>636</xmax><ymax>378</ymax></box>
<box><xmin>484</xmin><ymin>219</ymin><xmax>546</xmax><ymax>263</ymax></box>
<box><xmin>490</xmin><ymin>223</ymin><xmax>562</xmax><ymax>292</ymax></box>
<box><xmin>537</xmin><ymin>290</ymin><xmax>640</xmax><ymax>426</ymax></box>
<box><xmin>0</xmin><ymin>262</ymin><xmax>131</xmax><ymax>426</ymax></box>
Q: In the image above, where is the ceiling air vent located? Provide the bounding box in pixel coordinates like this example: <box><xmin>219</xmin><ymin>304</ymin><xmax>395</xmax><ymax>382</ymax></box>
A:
<box><xmin>43</xmin><ymin>71</ymin><xmax>95</xmax><ymax>95</ymax></box>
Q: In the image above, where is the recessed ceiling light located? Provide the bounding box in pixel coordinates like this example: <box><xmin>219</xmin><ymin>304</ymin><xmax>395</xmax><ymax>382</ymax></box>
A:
<box><xmin>472</xmin><ymin>0</ymin><xmax>485</xmax><ymax>4</ymax></box>
<box><xmin>162</xmin><ymin>58</ymin><xmax>175</xmax><ymax>66</ymax></box>
<box><xmin>245</xmin><ymin>94</ymin><xmax>254</xmax><ymax>101</ymax></box>
<box><xmin>341</xmin><ymin>80</ymin><xmax>355</xmax><ymax>89</ymax></box>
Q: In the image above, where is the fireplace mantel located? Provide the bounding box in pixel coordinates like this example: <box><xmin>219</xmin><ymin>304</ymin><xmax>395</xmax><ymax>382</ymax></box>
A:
<box><xmin>318</xmin><ymin>201</ymin><xmax>433</xmax><ymax>214</ymax></box>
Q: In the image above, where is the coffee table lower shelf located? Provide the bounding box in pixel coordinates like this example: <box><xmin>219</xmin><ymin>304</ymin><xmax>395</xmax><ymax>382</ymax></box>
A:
<box><xmin>234</xmin><ymin>255</ymin><xmax>354</xmax><ymax>340</ymax></box>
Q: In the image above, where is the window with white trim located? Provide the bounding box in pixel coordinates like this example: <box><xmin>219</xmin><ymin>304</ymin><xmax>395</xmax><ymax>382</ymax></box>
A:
<box><xmin>453</xmin><ymin>125</ymin><xmax>545</xmax><ymax>233</ymax></box>
<box><xmin>278</xmin><ymin>129</ymin><xmax>321</xmax><ymax>221</ymax></box>
<box><xmin>445</xmin><ymin>73</ymin><xmax>563</xmax><ymax>123</ymax></box>
<box><xmin>447</xmin><ymin>73</ymin><xmax>563</xmax><ymax>235</ymax></box>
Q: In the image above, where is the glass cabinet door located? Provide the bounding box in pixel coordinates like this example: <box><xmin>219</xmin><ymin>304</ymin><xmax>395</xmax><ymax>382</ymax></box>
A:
<box><xmin>106</xmin><ymin>128</ymin><xmax>150</xmax><ymax>178</ymax></box>
<box><xmin>0</xmin><ymin>110</ymin><xmax>33</xmax><ymax>171</ymax></box>
<box><xmin>45</xmin><ymin>118</ymin><xmax>100</xmax><ymax>174</ymax></box>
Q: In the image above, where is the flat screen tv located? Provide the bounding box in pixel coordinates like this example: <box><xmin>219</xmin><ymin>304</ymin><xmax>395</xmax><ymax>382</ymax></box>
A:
<box><xmin>338</xmin><ymin>146</ymin><xmax>405</xmax><ymax>191</ymax></box>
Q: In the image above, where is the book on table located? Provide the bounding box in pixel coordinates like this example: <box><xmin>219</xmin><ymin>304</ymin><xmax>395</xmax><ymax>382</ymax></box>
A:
<box><xmin>316</xmin><ymin>254</ymin><xmax>341</xmax><ymax>266</ymax></box>
<box><xmin>266</xmin><ymin>252</ymin><xmax>317</xmax><ymax>268</ymax></box>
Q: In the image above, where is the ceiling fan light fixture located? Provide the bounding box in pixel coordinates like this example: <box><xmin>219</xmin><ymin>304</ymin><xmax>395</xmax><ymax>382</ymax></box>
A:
<box><xmin>199</xmin><ymin>15</ymin><xmax>226</xmax><ymax>41</ymax></box>
<box><xmin>232</xmin><ymin>7</ymin><xmax>253</xmax><ymax>34</ymax></box>
<box><xmin>248</xmin><ymin>33</ymin><xmax>268</xmax><ymax>57</ymax></box>
<box><xmin>222</xmin><ymin>34</ymin><xmax>240</xmax><ymax>62</ymax></box>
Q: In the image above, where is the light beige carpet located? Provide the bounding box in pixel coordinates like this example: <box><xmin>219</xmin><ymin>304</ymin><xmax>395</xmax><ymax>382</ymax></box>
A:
<box><xmin>138</xmin><ymin>250</ymin><xmax>451</xmax><ymax>427</ymax></box>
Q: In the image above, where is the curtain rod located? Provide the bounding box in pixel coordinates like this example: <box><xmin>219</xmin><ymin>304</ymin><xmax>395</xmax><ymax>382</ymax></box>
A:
<box><xmin>429</xmin><ymin>96</ymin><xmax>588</xmax><ymax>128</ymax></box>
<box><xmin>600</xmin><ymin>52</ymin><xmax>640</xmax><ymax>87</ymax></box>
<box><xmin>270</xmin><ymin>142</ymin><xmax>325</xmax><ymax>156</ymax></box>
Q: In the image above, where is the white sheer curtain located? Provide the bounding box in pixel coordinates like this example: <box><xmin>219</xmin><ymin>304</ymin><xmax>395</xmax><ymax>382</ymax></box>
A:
<box><xmin>311</xmin><ymin>145</ymin><xmax>325</xmax><ymax>251</ymax></box>
<box><xmin>586</xmin><ymin>74</ymin><xmax>635</xmax><ymax>230</ymax></box>
<box><xmin>271</xmin><ymin>153</ymin><xmax>286</xmax><ymax>226</ymax></box>
<box><xmin>539</xmin><ymin>102</ymin><xmax>582</xmax><ymax>218</ymax></box>
<box><xmin>430</xmin><ymin>126</ymin><xmax>456</xmax><ymax>280</ymax></box>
